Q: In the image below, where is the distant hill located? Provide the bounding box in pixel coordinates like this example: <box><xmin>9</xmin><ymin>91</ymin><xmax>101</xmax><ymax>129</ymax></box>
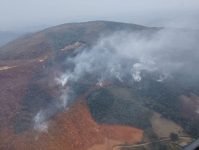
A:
<box><xmin>0</xmin><ymin>31</ymin><xmax>24</xmax><ymax>47</ymax></box>
<box><xmin>0</xmin><ymin>21</ymin><xmax>160</xmax><ymax>60</ymax></box>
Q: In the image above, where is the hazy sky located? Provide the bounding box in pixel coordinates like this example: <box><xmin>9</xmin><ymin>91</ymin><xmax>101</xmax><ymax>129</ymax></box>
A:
<box><xmin>0</xmin><ymin>0</ymin><xmax>199</xmax><ymax>30</ymax></box>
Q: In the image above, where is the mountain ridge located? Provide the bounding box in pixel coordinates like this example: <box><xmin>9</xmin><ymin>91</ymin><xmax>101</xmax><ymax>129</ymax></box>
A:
<box><xmin>0</xmin><ymin>21</ymin><xmax>160</xmax><ymax>60</ymax></box>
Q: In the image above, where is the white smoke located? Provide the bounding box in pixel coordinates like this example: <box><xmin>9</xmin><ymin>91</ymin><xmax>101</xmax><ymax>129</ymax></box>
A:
<box><xmin>59</xmin><ymin>87</ymin><xmax>72</xmax><ymax>108</ymax></box>
<box><xmin>132</xmin><ymin>64</ymin><xmax>142</xmax><ymax>82</ymax></box>
<box><xmin>55</xmin><ymin>27</ymin><xmax>199</xmax><ymax>107</ymax></box>
<box><xmin>34</xmin><ymin>110</ymin><xmax>48</xmax><ymax>133</ymax></box>
<box><xmin>96</xmin><ymin>78</ymin><xmax>104</xmax><ymax>87</ymax></box>
<box><xmin>55</xmin><ymin>73</ymin><xmax>72</xmax><ymax>87</ymax></box>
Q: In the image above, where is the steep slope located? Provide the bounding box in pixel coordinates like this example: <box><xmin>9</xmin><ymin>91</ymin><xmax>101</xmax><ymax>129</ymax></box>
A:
<box><xmin>0</xmin><ymin>21</ymin><xmax>197</xmax><ymax>150</ymax></box>
<box><xmin>0</xmin><ymin>89</ymin><xmax>143</xmax><ymax>150</ymax></box>
<box><xmin>0</xmin><ymin>21</ymin><xmax>148</xmax><ymax>150</ymax></box>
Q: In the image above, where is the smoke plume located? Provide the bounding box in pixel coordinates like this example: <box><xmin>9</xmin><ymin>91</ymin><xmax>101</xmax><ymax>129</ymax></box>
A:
<box><xmin>34</xmin><ymin>27</ymin><xmax>199</xmax><ymax>132</ymax></box>
<box><xmin>57</xmin><ymin>28</ymin><xmax>199</xmax><ymax>87</ymax></box>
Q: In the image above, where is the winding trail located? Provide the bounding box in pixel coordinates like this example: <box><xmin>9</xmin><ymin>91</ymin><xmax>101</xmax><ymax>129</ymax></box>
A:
<box><xmin>112</xmin><ymin>136</ymin><xmax>192</xmax><ymax>150</ymax></box>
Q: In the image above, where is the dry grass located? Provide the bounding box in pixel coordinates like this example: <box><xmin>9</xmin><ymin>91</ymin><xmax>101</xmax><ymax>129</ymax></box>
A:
<box><xmin>150</xmin><ymin>112</ymin><xmax>185</xmax><ymax>138</ymax></box>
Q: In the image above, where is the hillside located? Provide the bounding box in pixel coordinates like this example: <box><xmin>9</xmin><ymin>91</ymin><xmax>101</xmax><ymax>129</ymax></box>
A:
<box><xmin>0</xmin><ymin>21</ymin><xmax>159</xmax><ymax>60</ymax></box>
<box><xmin>0</xmin><ymin>21</ymin><xmax>198</xmax><ymax>150</ymax></box>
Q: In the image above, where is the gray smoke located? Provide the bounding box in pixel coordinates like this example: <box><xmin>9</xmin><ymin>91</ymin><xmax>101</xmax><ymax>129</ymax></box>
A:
<box><xmin>57</xmin><ymin>28</ymin><xmax>199</xmax><ymax>87</ymax></box>
<box><xmin>53</xmin><ymin>28</ymin><xmax>199</xmax><ymax>115</ymax></box>
<box><xmin>34</xmin><ymin>27</ymin><xmax>199</xmax><ymax>132</ymax></box>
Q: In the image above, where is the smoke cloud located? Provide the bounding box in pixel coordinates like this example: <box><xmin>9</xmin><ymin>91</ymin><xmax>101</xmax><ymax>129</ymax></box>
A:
<box><xmin>34</xmin><ymin>27</ymin><xmax>199</xmax><ymax>132</ymax></box>
<box><xmin>57</xmin><ymin>28</ymin><xmax>199</xmax><ymax>87</ymax></box>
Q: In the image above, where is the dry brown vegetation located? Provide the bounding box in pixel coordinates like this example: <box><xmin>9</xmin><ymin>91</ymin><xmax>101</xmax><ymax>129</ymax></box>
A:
<box><xmin>0</xmin><ymin>58</ymin><xmax>143</xmax><ymax>150</ymax></box>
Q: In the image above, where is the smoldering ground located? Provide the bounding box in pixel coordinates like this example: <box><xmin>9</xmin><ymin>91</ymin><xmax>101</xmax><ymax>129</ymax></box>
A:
<box><xmin>58</xmin><ymin>28</ymin><xmax>199</xmax><ymax>86</ymax></box>
<box><xmin>34</xmin><ymin>27</ymin><xmax>199</xmax><ymax>132</ymax></box>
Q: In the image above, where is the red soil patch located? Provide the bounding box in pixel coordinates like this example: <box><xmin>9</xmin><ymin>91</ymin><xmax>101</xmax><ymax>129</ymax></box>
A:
<box><xmin>0</xmin><ymin>96</ymin><xmax>143</xmax><ymax>150</ymax></box>
<box><xmin>0</xmin><ymin>59</ymin><xmax>143</xmax><ymax>150</ymax></box>
<box><xmin>49</xmin><ymin>99</ymin><xmax>143</xmax><ymax>150</ymax></box>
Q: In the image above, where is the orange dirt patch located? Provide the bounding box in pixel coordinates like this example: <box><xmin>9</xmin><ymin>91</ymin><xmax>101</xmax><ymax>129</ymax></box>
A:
<box><xmin>49</xmin><ymin>99</ymin><xmax>143</xmax><ymax>150</ymax></box>
<box><xmin>0</xmin><ymin>58</ymin><xmax>143</xmax><ymax>150</ymax></box>
<box><xmin>0</xmin><ymin>96</ymin><xmax>143</xmax><ymax>150</ymax></box>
